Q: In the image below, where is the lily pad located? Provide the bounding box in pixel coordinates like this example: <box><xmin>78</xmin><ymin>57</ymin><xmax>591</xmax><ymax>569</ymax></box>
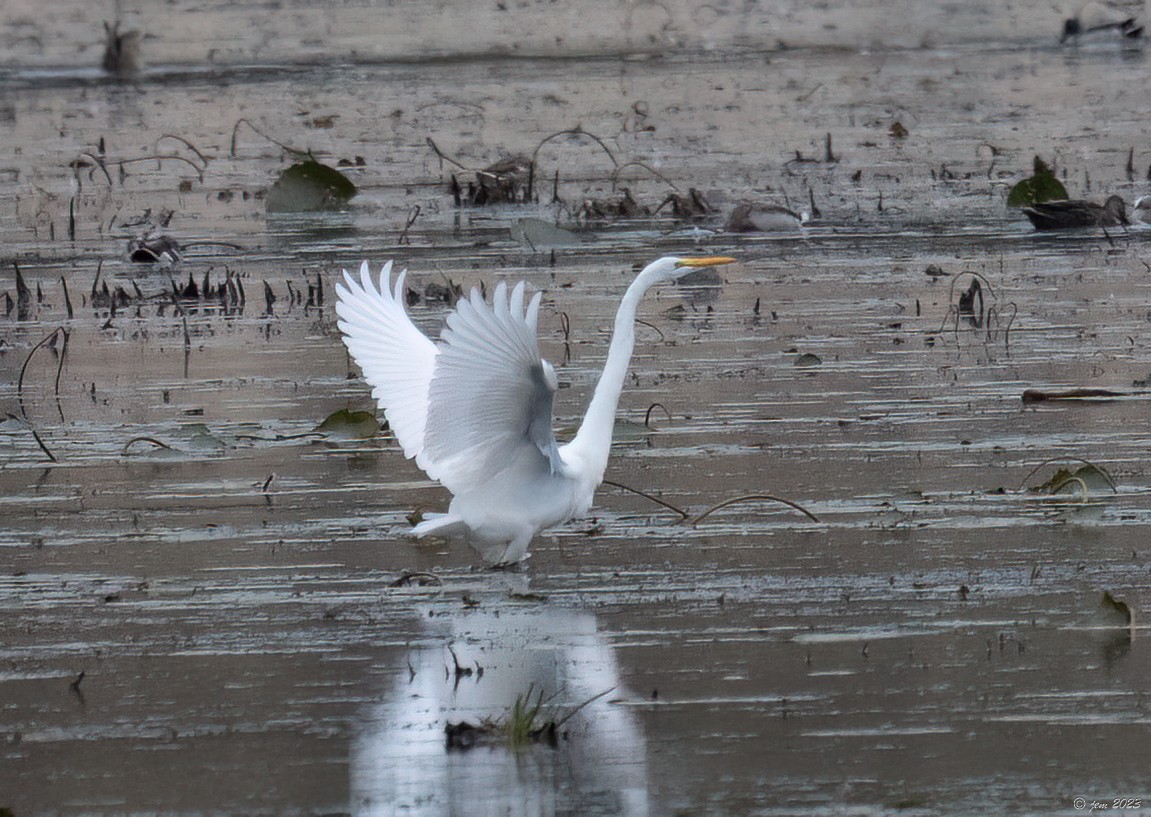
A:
<box><xmin>1006</xmin><ymin>156</ymin><xmax>1068</xmax><ymax>207</ymax></box>
<box><xmin>315</xmin><ymin>408</ymin><xmax>379</xmax><ymax>440</ymax></box>
<box><xmin>266</xmin><ymin>159</ymin><xmax>357</xmax><ymax>212</ymax></box>
<box><xmin>1031</xmin><ymin>463</ymin><xmax>1115</xmax><ymax>495</ymax></box>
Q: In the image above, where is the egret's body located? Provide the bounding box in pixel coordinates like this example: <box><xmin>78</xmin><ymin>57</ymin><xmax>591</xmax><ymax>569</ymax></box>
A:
<box><xmin>335</xmin><ymin>255</ymin><xmax>735</xmax><ymax>564</ymax></box>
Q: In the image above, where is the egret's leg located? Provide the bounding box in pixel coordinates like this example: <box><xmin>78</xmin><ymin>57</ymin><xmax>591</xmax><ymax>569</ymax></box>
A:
<box><xmin>489</xmin><ymin>528</ymin><xmax>534</xmax><ymax>568</ymax></box>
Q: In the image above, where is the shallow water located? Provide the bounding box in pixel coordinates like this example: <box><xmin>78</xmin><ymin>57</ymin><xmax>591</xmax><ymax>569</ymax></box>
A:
<box><xmin>2</xmin><ymin>1</ymin><xmax>1151</xmax><ymax>815</ymax></box>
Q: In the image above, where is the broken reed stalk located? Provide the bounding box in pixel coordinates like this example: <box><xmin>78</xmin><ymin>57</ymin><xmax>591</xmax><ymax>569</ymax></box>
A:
<box><xmin>166</xmin><ymin>293</ymin><xmax>193</xmax><ymax>377</ymax></box>
<box><xmin>61</xmin><ymin>276</ymin><xmax>74</xmax><ymax>318</ymax></box>
<box><xmin>398</xmin><ymin>205</ymin><xmax>421</xmax><ymax>244</ymax></box>
<box><xmin>1018</xmin><ymin>456</ymin><xmax>1118</xmax><ymax>493</ymax></box>
<box><xmin>16</xmin><ymin>327</ymin><xmax>69</xmax><ymax>462</ymax></box>
<box><xmin>690</xmin><ymin>494</ymin><xmax>822</xmax><ymax>525</ymax></box>
<box><xmin>602</xmin><ymin>479</ymin><xmax>689</xmax><ymax>519</ymax></box>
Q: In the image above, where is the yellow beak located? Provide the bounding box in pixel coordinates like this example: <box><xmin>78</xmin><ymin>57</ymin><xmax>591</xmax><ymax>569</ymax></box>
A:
<box><xmin>676</xmin><ymin>256</ymin><xmax>737</xmax><ymax>268</ymax></box>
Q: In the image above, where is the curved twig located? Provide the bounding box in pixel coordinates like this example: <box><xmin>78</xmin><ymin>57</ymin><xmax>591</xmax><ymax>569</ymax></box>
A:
<box><xmin>18</xmin><ymin>328</ymin><xmax>66</xmax><ymax>421</ymax></box>
<box><xmin>644</xmin><ymin>402</ymin><xmax>671</xmax><ymax>429</ymax></box>
<box><xmin>155</xmin><ymin>134</ymin><xmax>209</xmax><ymax>169</ymax></box>
<box><xmin>602</xmin><ymin>478</ymin><xmax>689</xmax><ymax>519</ymax></box>
<box><xmin>609</xmin><ymin>160</ymin><xmax>679</xmax><ymax>193</ymax></box>
<box><xmin>122</xmin><ymin>436</ymin><xmax>175</xmax><ymax>455</ymax></box>
<box><xmin>387</xmin><ymin>571</ymin><xmax>445</xmax><ymax>588</ymax></box>
<box><xmin>75</xmin><ymin>152</ymin><xmax>114</xmax><ymax>186</ymax></box>
<box><xmin>104</xmin><ymin>154</ymin><xmax>206</xmax><ymax>182</ymax></box>
<box><xmin>553</xmin><ymin>687</ymin><xmax>616</xmax><ymax>729</ymax></box>
<box><xmin>691</xmin><ymin>494</ymin><xmax>822</xmax><ymax>525</ymax></box>
<box><xmin>1048</xmin><ymin>475</ymin><xmax>1090</xmax><ymax>503</ymax></box>
<box><xmin>986</xmin><ymin>301</ymin><xmax>1018</xmax><ymax>347</ymax></box>
<box><xmin>634</xmin><ymin>318</ymin><xmax>665</xmax><ymax>342</ymax></box>
<box><xmin>230</xmin><ymin>117</ymin><xmax>300</xmax><ymax>157</ymax></box>
<box><xmin>52</xmin><ymin>330</ymin><xmax>70</xmax><ymax>421</ymax></box>
<box><xmin>529</xmin><ymin>127</ymin><xmax>618</xmax><ymax>201</ymax></box>
<box><xmin>425</xmin><ymin>137</ymin><xmax>470</xmax><ymax>171</ymax></box>
<box><xmin>1018</xmin><ymin>456</ymin><xmax>1117</xmax><ymax>493</ymax></box>
<box><xmin>946</xmin><ymin>270</ymin><xmax>996</xmax><ymax>303</ymax></box>
<box><xmin>28</xmin><ymin>428</ymin><xmax>56</xmax><ymax>463</ymax></box>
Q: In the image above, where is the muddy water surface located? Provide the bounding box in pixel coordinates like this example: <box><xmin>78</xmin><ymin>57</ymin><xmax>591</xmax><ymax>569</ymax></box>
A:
<box><xmin>2</xmin><ymin>1</ymin><xmax>1151</xmax><ymax>815</ymax></box>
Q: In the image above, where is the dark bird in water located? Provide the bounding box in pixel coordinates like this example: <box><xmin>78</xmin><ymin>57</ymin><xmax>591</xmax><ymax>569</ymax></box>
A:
<box><xmin>1061</xmin><ymin>2</ymin><xmax>1144</xmax><ymax>43</ymax></box>
<box><xmin>725</xmin><ymin>202</ymin><xmax>808</xmax><ymax>232</ymax></box>
<box><xmin>1022</xmin><ymin>195</ymin><xmax>1129</xmax><ymax>230</ymax></box>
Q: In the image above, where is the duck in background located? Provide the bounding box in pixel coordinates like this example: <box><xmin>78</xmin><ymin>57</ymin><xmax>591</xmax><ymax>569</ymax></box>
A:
<box><xmin>1061</xmin><ymin>2</ymin><xmax>1145</xmax><ymax>43</ymax></box>
<box><xmin>1022</xmin><ymin>195</ymin><xmax>1129</xmax><ymax>230</ymax></box>
<box><xmin>724</xmin><ymin>202</ymin><xmax>809</xmax><ymax>232</ymax></box>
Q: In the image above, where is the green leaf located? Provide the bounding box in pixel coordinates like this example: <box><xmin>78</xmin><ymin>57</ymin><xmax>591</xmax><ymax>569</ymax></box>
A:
<box><xmin>266</xmin><ymin>159</ymin><xmax>357</xmax><ymax>212</ymax></box>
<box><xmin>315</xmin><ymin>408</ymin><xmax>379</xmax><ymax>440</ymax></box>
<box><xmin>1006</xmin><ymin>156</ymin><xmax>1068</xmax><ymax>207</ymax></box>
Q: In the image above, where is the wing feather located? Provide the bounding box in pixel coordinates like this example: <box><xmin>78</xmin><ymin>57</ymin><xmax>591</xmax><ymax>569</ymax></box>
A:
<box><xmin>423</xmin><ymin>280</ymin><xmax>559</xmax><ymax>493</ymax></box>
<box><xmin>334</xmin><ymin>261</ymin><xmax>438</xmax><ymax>468</ymax></box>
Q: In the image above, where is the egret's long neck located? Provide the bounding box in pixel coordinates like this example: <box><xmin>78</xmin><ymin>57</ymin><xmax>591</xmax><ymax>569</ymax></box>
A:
<box><xmin>565</xmin><ymin>271</ymin><xmax>662</xmax><ymax>483</ymax></box>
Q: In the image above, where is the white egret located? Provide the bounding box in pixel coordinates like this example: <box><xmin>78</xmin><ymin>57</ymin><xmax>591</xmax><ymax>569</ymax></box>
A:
<box><xmin>335</xmin><ymin>255</ymin><xmax>736</xmax><ymax>565</ymax></box>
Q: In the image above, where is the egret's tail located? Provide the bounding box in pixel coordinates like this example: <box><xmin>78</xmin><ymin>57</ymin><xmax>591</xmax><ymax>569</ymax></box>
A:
<box><xmin>411</xmin><ymin>512</ymin><xmax>467</xmax><ymax>539</ymax></box>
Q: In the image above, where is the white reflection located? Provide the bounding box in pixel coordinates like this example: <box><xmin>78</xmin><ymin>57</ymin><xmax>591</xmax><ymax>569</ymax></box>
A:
<box><xmin>351</xmin><ymin>603</ymin><xmax>649</xmax><ymax>817</ymax></box>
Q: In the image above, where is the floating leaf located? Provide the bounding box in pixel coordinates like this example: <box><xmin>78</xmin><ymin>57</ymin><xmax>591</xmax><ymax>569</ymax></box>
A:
<box><xmin>1030</xmin><ymin>463</ymin><xmax>1115</xmax><ymax>495</ymax></box>
<box><xmin>1100</xmin><ymin>591</ymin><xmax>1133</xmax><ymax>628</ymax></box>
<box><xmin>315</xmin><ymin>408</ymin><xmax>379</xmax><ymax>440</ymax></box>
<box><xmin>1096</xmin><ymin>591</ymin><xmax>1135</xmax><ymax>666</ymax></box>
<box><xmin>266</xmin><ymin>159</ymin><xmax>357</xmax><ymax>212</ymax></box>
<box><xmin>1006</xmin><ymin>156</ymin><xmax>1068</xmax><ymax>207</ymax></box>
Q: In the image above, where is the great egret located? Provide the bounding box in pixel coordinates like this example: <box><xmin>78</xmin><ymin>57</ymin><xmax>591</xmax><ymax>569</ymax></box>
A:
<box><xmin>335</xmin><ymin>255</ymin><xmax>736</xmax><ymax>565</ymax></box>
<box><xmin>1022</xmin><ymin>195</ymin><xmax>1128</xmax><ymax>230</ymax></box>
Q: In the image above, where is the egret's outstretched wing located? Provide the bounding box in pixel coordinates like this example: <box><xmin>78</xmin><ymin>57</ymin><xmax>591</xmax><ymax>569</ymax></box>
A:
<box><xmin>335</xmin><ymin>261</ymin><xmax>438</xmax><ymax>467</ymax></box>
<box><xmin>423</xmin><ymin>281</ymin><xmax>560</xmax><ymax>493</ymax></box>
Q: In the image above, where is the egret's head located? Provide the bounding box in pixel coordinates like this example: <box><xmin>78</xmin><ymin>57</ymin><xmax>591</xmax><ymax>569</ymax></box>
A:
<box><xmin>643</xmin><ymin>255</ymin><xmax>736</xmax><ymax>283</ymax></box>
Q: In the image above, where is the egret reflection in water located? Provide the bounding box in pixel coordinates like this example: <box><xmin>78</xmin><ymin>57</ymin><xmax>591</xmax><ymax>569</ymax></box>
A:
<box><xmin>350</xmin><ymin>602</ymin><xmax>649</xmax><ymax>816</ymax></box>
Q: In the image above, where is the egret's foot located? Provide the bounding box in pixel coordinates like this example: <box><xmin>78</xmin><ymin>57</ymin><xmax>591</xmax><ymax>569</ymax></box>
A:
<box><xmin>486</xmin><ymin>553</ymin><xmax>531</xmax><ymax>572</ymax></box>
